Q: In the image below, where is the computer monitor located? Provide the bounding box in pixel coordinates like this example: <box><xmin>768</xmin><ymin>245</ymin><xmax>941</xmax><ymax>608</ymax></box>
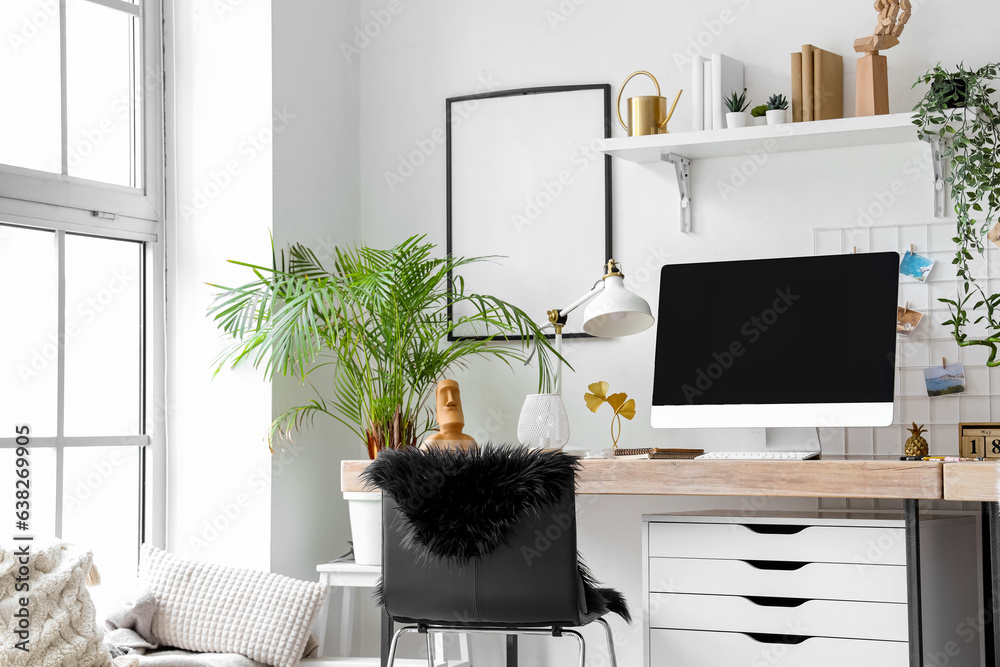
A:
<box><xmin>651</xmin><ymin>252</ymin><xmax>899</xmax><ymax>450</ymax></box>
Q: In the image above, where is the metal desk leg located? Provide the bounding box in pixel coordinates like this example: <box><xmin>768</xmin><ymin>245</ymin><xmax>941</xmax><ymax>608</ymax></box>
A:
<box><xmin>506</xmin><ymin>634</ymin><xmax>518</xmax><ymax>667</ymax></box>
<box><xmin>904</xmin><ymin>499</ymin><xmax>924</xmax><ymax>667</ymax></box>
<box><xmin>984</xmin><ymin>501</ymin><xmax>1000</xmax><ymax>665</ymax></box>
<box><xmin>381</xmin><ymin>608</ymin><xmax>394</xmax><ymax>667</ymax></box>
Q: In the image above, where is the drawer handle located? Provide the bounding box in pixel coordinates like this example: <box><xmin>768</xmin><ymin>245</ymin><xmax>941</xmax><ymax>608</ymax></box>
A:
<box><xmin>742</xmin><ymin>524</ymin><xmax>808</xmax><ymax>535</ymax></box>
<box><xmin>743</xmin><ymin>596</ymin><xmax>809</xmax><ymax>608</ymax></box>
<box><xmin>743</xmin><ymin>632</ymin><xmax>813</xmax><ymax>645</ymax></box>
<box><xmin>744</xmin><ymin>560</ymin><xmax>808</xmax><ymax>571</ymax></box>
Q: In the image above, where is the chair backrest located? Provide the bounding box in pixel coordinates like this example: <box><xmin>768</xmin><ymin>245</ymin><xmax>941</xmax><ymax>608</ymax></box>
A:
<box><xmin>379</xmin><ymin>460</ymin><xmax>585</xmax><ymax>627</ymax></box>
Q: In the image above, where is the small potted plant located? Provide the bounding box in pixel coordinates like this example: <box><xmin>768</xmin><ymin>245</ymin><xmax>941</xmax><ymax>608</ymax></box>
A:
<box><xmin>750</xmin><ymin>104</ymin><xmax>769</xmax><ymax>126</ymax></box>
<box><xmin>724</xmin><ymin>89</ymin><xmax>750</xmax><ymax>128</ymax></box>
<box><xmin>766</xmin><ymin>93</ymin><xmax>789</xmax><ymax>125</ymax></box>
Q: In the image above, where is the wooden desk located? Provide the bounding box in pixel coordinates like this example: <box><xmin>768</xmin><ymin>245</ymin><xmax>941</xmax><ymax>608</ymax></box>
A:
<box><xmin>343</xmin><ymin>456</ymin><xmax>946</xmax><ymax>667</ymax></box>
<box><xmin>342</xmin><ymin>456</ymin><xmax>943</xmax><ymax>498</ymax></box>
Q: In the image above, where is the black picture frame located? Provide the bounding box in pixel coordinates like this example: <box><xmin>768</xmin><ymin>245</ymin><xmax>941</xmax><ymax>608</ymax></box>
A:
<box><xmin>446</xmin><ymin>84</ymin><xmax>613</xmax><ymax>341</ymax></box>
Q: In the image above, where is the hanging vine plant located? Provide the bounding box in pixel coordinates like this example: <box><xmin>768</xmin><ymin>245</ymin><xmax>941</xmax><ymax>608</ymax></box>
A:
<box><xmin>912</xmin><ymin>63</ymin><xmax>1000</xmax><ymax>365</ymax></box>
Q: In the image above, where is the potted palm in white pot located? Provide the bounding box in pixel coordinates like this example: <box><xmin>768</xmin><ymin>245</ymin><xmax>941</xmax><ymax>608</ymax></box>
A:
<box><xmin>208</xmin><ymin>235</ymin><xmax>561</xmax><ymax>564</ymax></box>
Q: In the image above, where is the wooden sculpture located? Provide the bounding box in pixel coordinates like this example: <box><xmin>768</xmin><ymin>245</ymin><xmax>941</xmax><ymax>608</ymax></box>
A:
<box><xmin>855</xmin><ymin>0</ymin><xmax>910</xmax><ymax>116</ymax></box>
<box><xmin>422</xmin><ymin>379</ymin><xmax>477</xmax><ymax>451</ymax></box>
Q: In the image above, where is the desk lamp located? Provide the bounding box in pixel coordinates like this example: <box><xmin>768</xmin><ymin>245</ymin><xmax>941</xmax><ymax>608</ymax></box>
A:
<box><xmin>517</xmin><ymin>259</ymin><xmax>654</xmax><ymax>449</ymax></box>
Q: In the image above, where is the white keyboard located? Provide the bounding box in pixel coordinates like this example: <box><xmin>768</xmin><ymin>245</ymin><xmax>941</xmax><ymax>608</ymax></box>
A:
<box><xmin>695</xmin><ymin>451</ymin><xmax>819</xmax><ymax>460</ymax></box>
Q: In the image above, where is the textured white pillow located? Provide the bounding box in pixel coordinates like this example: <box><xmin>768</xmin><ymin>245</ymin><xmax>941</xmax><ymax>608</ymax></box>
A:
<box><xmin>138</xmin><ymin>545</ymin><xmax>326</xmax><ymax>667</ymax></box>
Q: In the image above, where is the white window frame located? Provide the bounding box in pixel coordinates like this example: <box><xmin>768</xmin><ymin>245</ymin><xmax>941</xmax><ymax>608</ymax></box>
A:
<box><xmin>0</xmin><ymin>0</ymin><xmax>166</xmax><ymax>549</ymax></box>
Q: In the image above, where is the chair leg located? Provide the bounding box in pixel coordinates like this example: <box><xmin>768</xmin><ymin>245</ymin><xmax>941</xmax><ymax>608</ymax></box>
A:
<box><xmin>387</xmin><ymin>626</ymin><xmax>419</xmax><ymax>667</ymax></box>
<box><xmin>563</xmin><ymin>629</ymin><xmax>585</xmax><ymax>667</ymax></box>
<box><xmin>596</xmin><ymin>617</ymin><xmax>617</xmax><ymax>667</ymax></box>
<box><xmin>426</xmin><ymin>630</ymin><xmax>435</xmax><ymax>667</ymax></box>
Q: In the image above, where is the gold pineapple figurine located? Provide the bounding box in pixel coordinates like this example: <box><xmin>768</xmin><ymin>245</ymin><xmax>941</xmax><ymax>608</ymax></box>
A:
<box><xmin>905</xmin><ymin>422</ymin><xmax>929</xmax><ymax>457</ymax></box>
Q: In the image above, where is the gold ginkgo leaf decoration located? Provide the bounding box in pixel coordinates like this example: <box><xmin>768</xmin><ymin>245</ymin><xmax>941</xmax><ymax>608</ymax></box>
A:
<box><xmin>584</xmin><ymin>381</ymin><xmax>636</xmax><ymax>449</ymax></box>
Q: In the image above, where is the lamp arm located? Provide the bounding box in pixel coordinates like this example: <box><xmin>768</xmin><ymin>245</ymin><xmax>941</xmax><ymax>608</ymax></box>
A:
<box><xmin>557</xmin><ymin>284</ymin><xmax>604</xmax><ymax>321</ymax></box>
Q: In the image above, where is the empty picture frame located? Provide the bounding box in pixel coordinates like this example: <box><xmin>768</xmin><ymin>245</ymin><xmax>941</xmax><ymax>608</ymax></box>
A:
<box><xmin>446</xmin><ymin>84</ymin><xmax>613</xmax><ymax>340</ymax></box>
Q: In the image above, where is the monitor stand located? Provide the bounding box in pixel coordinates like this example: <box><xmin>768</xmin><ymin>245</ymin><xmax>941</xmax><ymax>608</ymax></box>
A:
<box><xmin>756</xmin><ymin>427</ymin><xmax>822</xmax><ymax>453</ymax></box>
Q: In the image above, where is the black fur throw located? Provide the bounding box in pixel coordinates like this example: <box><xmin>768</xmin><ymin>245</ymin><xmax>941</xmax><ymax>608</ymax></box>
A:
<box><xmin>361</xmin><ymin>445</ymin><xmax>631</xmax><ymax>623</ymax></box>
<box><xmin>361</xmin><ymin>444</ymin><xmax>579</xmax><ymax>562</ymax></box>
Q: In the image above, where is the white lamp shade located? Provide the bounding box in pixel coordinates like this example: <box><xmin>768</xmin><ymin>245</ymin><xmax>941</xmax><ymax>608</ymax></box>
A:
<box><xmin>582</xmin><ymin>275</ymin><xmax>654</xmax><ymax>337</ymax></box>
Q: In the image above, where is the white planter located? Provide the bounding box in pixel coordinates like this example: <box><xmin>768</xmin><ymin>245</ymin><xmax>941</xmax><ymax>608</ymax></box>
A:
<box><xmin>752</xmin><ymin>116</ymin><xmax>767</xmax><ymax>126</ymax></box>
<box><xmin>766</xmin><ymin>109</ymin><xmax>788</xmax><ymax>125</ymax></box>
<box><xmin>345</xmin><ymin>491</ymin><xmax>382</xmax><ymax>566</ymax></box>
<box><xmin>725</xmin><ymin>111</ymin><xmax>748</xmax><ymax>128</ymax></box>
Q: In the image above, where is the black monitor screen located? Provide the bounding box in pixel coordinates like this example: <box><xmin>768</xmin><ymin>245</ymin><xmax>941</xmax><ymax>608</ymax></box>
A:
<box><xmin>652</xmin><ymin>252</ymin><xmax>899</xmax><ymax>407</ymax></box>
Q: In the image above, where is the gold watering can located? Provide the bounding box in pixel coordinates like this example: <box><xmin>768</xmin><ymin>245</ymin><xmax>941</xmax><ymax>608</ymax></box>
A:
<box><xmin>617</xmin><ymin>71</ymin><xmax>682</xmax><ymax>136</ymax></box>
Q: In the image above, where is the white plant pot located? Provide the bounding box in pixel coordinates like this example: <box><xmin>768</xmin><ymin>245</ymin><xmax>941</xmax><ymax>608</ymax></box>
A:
<box><xmin>725</xmin><ymin>111</ymin><xmax>748</xmax><ymax>128</ymax></box>
<box><xmin>344</xmin><ymin>491</ymin><xmax>382</xmax><ymax>566</ymax></box>
<box><xmin>752</xmin><ymin>116</ymin><xmax>767</xmax><ymax>126</ymax></box>
<box><xmin>766</xmin><ymin>109</ymin><xmax>788</xmax><ymax>125</ymax></box>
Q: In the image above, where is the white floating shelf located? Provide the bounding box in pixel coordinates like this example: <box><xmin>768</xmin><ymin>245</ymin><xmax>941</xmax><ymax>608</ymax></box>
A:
<box><xmin>598</xmin><ymin>111</ymin><xmax>952</xmax><ymax>232</ymax></box>
<box><xmin>597</xmin><ymin>112</ymin><xmax>921</xmax><ymax>163</ymax></box>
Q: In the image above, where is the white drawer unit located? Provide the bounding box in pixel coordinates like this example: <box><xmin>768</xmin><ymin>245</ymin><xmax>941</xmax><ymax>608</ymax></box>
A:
<box><xmin>642</xmin><ymin>511</ymin><xmax>982</xmax><ymax>667</ymax></box>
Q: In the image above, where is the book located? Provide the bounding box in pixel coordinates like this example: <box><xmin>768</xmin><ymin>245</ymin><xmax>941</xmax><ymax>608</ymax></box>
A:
<box><xmin>813</xmin><ymin>47</ymin><xmax>844</xmax><ymax>120</ymax></box>
<box><xmin>791</xmin><ymin>52</ymin><xmax>803</xmax><ymax>122</ymax></box>
<box><xmin>612</xmin><ymin>448</ymin><xmax>705</xmax><ymax>460</ymax></box>
<box><xmin>801</xmin><ymin>44</ymin><xmax>814</xmax><ymax>121</ymax></box>
<box><xmin>691</xmin><ymin>56</ymin><xmax>708</xmax><ymax>131</ymax></box>
<box><xmin>711</xmin><ymin>54</ymin><xmax>744</xmax><ymax>130</ymax></box>
<box><xmin>703</xmin><ymin>60</ymin><xmax>713</xmax><ymax>129</ymax></box>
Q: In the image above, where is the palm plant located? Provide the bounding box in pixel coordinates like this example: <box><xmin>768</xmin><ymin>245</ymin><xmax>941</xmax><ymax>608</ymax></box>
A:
<box><xmin>208</xmin><ymin>235</ymin><xmax>562</xmax><ymax>457</ymax></box>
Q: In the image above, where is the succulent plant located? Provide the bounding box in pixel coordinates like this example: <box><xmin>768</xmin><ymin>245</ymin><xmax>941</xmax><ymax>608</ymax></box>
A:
<box><xmin>750</xmin><ymin>104</ymin><xmax>769</xmax><ymax>118</ymax></box>
<box><xmin>767</xmin><ymin>93</ymin><xmax>789</xmax><ymax>111</ymax></box>
<box><xmin>724</xmin><ymin>88</ymin><xmax>750</xmax><ymax>113</ymax></box>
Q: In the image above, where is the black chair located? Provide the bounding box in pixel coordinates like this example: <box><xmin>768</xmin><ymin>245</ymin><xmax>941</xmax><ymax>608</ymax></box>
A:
<box><xmin>362</xmin><ymin>445</ymin><xmax>630</xmax><ymax>667</ymax></box>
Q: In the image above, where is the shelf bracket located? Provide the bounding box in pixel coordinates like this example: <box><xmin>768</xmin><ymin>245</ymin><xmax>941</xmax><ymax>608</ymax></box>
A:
<box><xmin>661</xmin><ymin>153</ymin><xmax>692</xmax><ymax>233</ymax></box>
<box><xmin>923</xmin><ymin>137</ymin><xmax>948</xmax><ymax>218</ymax></box>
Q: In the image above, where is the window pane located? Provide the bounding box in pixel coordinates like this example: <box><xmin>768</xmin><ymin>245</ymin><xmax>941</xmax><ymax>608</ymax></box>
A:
<box><xmin>64</xmin><ymin>234</ymin><xmax>142</xmax><ymax>436</ymax></box>
<box><xmin>63</xmin><ymin>446</ymin><xmax>140</xmax><ymax>618</ymax></box>
<box><xmin>0</xmin><ymin>446</ymin><xmax>57</xmax><ymax>538</ymax></box>
<box><xmin>66</xmin><ymin>0</ymin><xmax>142</xmax><ymax>187</ymax></box>
<box><xmin>0</xmin><ymin>224</ymin><xmax>58</xmax><ymax>436</ymax></box>
<box><xmin>0</xmin><ymin>1</ymin><xmax>62</xmax><ymax>173</ymax></box>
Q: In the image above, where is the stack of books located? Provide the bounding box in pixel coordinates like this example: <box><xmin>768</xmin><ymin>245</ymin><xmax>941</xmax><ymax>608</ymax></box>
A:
<box><xmin>613</xmin><ymin>448</ymin><xmax>705</xmax><ymax>460</ymax></box>
<box><xmin>690</xmin><ymin>54</ymin><xmax>745</xmax><ymax>130</ymax></box>
<box><xmin>791</xmin><ymin>45</ymin><xmax>844</xmax><ymax>122</ymax></box>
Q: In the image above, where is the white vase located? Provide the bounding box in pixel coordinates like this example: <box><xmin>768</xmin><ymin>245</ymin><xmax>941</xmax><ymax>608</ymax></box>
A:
<box><xmin>725</xmin><ymin>111</ymin><xmax>748</xmax><ymax>128</ymax></box>
<box><xmin>766</xmin><ymin>109</ymin><xmax>788</xmax><ymax>125</ymax></box>
<box><xmin>344</xmin><ymin>491</ymin><xmax>382</xmax><ymax>565</ymax></box>
<box><xmin>517</xmin><ymin>393</ymin><xmax>571</xmax><ymax>449</ymax></box>
<box><xmin>752</xmin><ymin>116</ymin><xmax>767</xmax><ymax>126</ymax></box>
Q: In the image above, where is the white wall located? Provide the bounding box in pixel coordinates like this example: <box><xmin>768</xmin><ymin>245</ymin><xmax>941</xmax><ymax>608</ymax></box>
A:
<box><xmin>270</xmin><ymin>0</ymin><xmax>362</xmax><ymax>584</ymax></box>
<box><xmin>353</xmin><ymin>1</ymin><xmax>1000</xmax><ymax>665</ymax></box>
<box><xmin>166</xmin><ymin>0</ymin><xmax>274</xmax><ymax>569</ymax></box>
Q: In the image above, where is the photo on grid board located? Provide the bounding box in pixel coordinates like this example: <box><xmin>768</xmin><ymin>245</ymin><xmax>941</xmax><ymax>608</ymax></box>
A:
<box><xmin>899</xmin><ymin>249</ymin><xmax>936</xmax><ymax>283</ymax></box>
<box><xmin>924</xmin><ymin>362</ymin><xmax>966</xmax><ymax>397</ymax></box>
<box><xmin>896</xmin><ymin>306</ymin><xmax>923</xmax><ymax>335</ymax></box>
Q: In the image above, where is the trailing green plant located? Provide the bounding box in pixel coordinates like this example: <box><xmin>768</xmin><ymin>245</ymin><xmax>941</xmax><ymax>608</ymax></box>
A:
<box><xmin>208</xmin><ymin>235</ymin><xmax>564</xmax><ymax>457</ymax></box>
<box><xmin>766</xmin><ymin>93</ymin><xmax>788</xmax><ymax>111</ymax></box>
<box><xmin>750</xmin><ymin>104</ymin><xmax>769</xmax><ymax>118</ymax></box>
<box><xmin>912</xmin><ymin>62</ymin><xmax>1000</xmax><ymax>364</ymax></box>
<box><xmin>724</xmin><ymin>88</ymin><xmax>750</xmax><ymax>113</ymax></box>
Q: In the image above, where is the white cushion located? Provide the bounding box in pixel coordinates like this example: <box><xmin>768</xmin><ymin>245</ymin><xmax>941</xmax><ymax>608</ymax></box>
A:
<box><xmin>138</xmin><ymin>545</ymin><xmax>325</xmax><ymax>667</ymax></box>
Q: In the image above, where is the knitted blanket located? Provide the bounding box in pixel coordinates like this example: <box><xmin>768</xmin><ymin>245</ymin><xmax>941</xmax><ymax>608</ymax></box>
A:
<box><xmin>0</xmin><ymin>540</ymin><xmax>113</xmax><ymax>667</ymax></box>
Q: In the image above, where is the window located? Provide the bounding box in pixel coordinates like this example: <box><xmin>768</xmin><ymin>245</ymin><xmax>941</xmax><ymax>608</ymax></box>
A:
<box><xmin>0</xmin><ymin>0</ymin><xmax>164</xmax><ymax>616</ymax></box>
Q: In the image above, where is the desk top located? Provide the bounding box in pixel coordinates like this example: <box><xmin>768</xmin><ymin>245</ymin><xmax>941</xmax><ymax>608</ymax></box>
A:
<box><xmin>341</xmin><ymin>456</ymin><xmax>945</xmax><ymax>500</ymax></box>
<box><xmin>944</xmin><ymin>462</ymin><xmax>1000</xmax><ymax>501</ymax></box>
